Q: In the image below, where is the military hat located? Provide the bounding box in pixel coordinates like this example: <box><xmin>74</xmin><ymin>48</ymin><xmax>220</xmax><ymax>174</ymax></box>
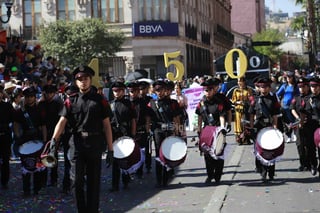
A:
<box><xmin>253</xmin><ymin>76</ymin><xmax>262</xmax><ymax>86</ymax></box>
<box><xmin>257</xmin><ymin>77</ymin><xmax>272</xmax><ymax>87</ymax></box>
<box><xmin>165</xmin><ymin>80</ymin><xmax>175</xmax><ymax>90</ymax></box>
<box><xmin>201</xmin><ymin>77</ymin><xmax>221</xmax><ymax>87</ymax></box>
<box><xmin>153</xmin><ymin>80</ymin><xmax>166</xmax><ymax>90</ymax></box>
<box><xmin>72</xmin><ymin>65</ymin><xmax>95</xmax><ymax>79</ymax></box>
<box><xmin>22</xmin><ymin>86</ymin><xmax>37</xmax><ymax>96</ymax></box>
<box><xmin>297</xmin><ymin>77</ymin><xmax>309</xmax><ymax>87</ymax></box>
<box><xmin>43</xmin><ymin>84</ymin><xmax>57</xmax><ymax>93</ymax></box>
<box><xmin>309</xmin><ymin>77</ymin><xmax>320</xmax><ymax>86</ymax></box>
<box><xmin>138</xmin><ymin>81</ymin><xmax>150</xmax><ymax>90</ymax></box>
<box><xmin>111</xmin><ymin>81</ymin><xmax>126</xmax><ymax>89</ymax></box>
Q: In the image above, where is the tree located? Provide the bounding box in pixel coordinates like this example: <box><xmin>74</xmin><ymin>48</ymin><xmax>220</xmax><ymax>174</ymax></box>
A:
<box><xmin>39</xmin><ymin>18</ymin><xmax>125</xmax><ymax>68</ymax></box>
<box><xmin>252</xmin><ymin>29</ymin><xmax>285</xmax><ymax>63</ymax></box>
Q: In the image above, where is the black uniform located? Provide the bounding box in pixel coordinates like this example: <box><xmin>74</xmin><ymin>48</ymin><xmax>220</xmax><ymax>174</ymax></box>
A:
<box><xmin>249</xmin><ymin>87</ymin><xmax>281</xmax><ymax>181</ymax></box>
<box><xmin>13</xmin><ymin>87</ymin><xmax>47</xmax><ymax>196</ymax></box>
<box><xmin>149</xmin><ymin>85</ymin><xmax>180</xmax><ymax>187</ymax></box>
<box><xmin>38</xmin><ymin>86</ymin><xmax>64</xmax><ymax>186</ymax></box>
<box><xmin>60</xmin><ymin>87</ymin><xmax>111</xmax><ymax>212</ymax></box>
<box><xmin>195</xmin><ymin>92</ymin><xmax>232</xmax><ymax>183</ymax></box>
<box><xmin>110</xmin><ymin>93</ymin><xmax>136</xmax><ymax>190</ymax></box>
<box><xmin>0</xmin><ymin>96</ymin><xmax>14</xmax><ymax>189</ymax></box>
<box><xmin>132</xmin><ymin>97</ymin><xmax>152</xmax><ymax>172</ymax></box>
<box><xmin>303</xmin><ymin>92</ymin><xmax>320</xmax><ymax>175</ymax></box>
<box><xmin>290</xmin><ymin>79</ymin><xmax>311</xmax><ymax>171</ymax></box>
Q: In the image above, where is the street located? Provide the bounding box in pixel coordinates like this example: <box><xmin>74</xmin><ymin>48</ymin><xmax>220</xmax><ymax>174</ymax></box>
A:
<box><xmin>0</xmin><ymin>129</ymin><xmax>319</xmax><ymax>213</ymax></box>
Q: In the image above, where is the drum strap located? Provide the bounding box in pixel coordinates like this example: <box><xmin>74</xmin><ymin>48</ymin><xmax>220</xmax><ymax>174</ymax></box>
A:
<box><xmin>22</xmin><ymin>109</ymin><xmax>36</xmax><ymax>130</ymax></box>
<box><xmin>154</xmin><ymin>100</ymin><xmax>170</xmax><ymax>123</ymax></box>
<box><xmin>110</xmin><ymin>102</ymin><xmax>121</xmax><ymax>127</ymax></box>
<box><xmin>200</xmin><ymin>101</ymin><xmax>214</xmax><ymax>125</ymax></box>
<box><xmin>309</xmin><ymin>97</ymin><xmax>320</xmax><ymax>120</ymax></box>
<box><xmin>258</xmin><ymin>97</ymin><xmax>271</xmax><ymax>120</ymax></box>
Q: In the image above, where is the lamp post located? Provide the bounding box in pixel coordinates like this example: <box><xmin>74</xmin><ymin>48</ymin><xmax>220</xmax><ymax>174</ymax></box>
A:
<box><xmin>0</xmin><ymin>0</ymin><xmax>13</xmax><ymax>24</ymax></box>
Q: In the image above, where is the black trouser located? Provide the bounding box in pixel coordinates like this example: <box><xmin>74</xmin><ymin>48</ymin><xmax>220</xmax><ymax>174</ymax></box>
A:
<box><xmin>297</xmin><ymin>127</ymin><xmax>310</xmax><ymax>169</ymax></box>
<box><xmin>111</xmin><ymin>160</ymin><xmax>130</xmax><ymax>189</ymax></box>
<box><xmin>111</xmin><ymin>134</ymin><xmax>130</xmax><ymax>189</ymax></box>
<box><xmin>69</xmin><ymin>136</ymin><xmax>103</xmax><ymax>213</ymax></box>
<box><xmin>304</xmin><ymin>121</ymin><xmax>319</xmax><ymax>170</ymax></box>
<box><xmin>154</xmin><ymin>128</ymin><xmax>173</xmax><ymax>186</ymax></box>
<box><xmin>22</xmin><ymin>170</ymin><xmax>45</xmax><ymax>194</ymax></box>
<box><xmin>61</xmin><ymin>132</ymin><xmax>72</xmax><ymax>191</ymax></box>
<box><xmin>136</xmin><ymin>132</ymin><xmax>152</xmax><ymax>175</ymax></box>
<box><xmin>0</xmin><ymin>134</ymin><xmax>11</xmax><ymax>186</ymax></box>
<box><xmin>204</xmin><ymin>154</ymin><xmax>224</xmax><ymax>182</ymax></box>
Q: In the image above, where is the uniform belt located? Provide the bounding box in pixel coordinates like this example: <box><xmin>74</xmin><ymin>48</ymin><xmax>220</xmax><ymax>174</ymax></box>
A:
<box><xmin>0</xmin><ymin>132</ymin><xmax>6</xmax><ymax>136</ymax></box>
<box><xmin>262</xmin><ymin>118</ymin><xmax>270</xmax><ymax>123</ymax></box>
<box><xmin>312</xmin><ymin>115</ymin><xmax>318</xmax><ymax>120</ymax></box>
<box><xmin>80</xmin><ymin>132</ymin><xmax>101</xmax><ymax>137</ymax></box>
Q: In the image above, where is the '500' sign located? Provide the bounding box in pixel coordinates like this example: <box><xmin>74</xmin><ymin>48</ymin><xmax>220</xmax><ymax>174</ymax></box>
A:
<box><xmin>224</xmin><ymin>48</ymin><xmax>248</xmax><ymax>79</ymax></box>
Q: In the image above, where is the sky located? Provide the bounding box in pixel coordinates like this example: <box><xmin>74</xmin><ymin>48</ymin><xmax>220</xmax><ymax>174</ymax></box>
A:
<box><xmin>265</xmin><ymin>0</ymin><xmax>304</xmax><ymax>17</ymax></box>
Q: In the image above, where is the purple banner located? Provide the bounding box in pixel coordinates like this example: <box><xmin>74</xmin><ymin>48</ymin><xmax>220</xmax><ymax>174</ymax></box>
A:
<box><xmin>133</xmin><ymin>22</ymin><xmax>179</xmax><ymax>37</ymax></box>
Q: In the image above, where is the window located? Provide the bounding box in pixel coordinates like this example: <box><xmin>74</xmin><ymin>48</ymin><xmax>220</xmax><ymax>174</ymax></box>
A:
<box><xmin>23</xmin><ymin>0</ymin><xmax>42</xmax><ymax>40</ymax></box>
<box><xmin>138</xmin><ymin>0</ymin><xmax>170</xmax><ymax>21</ymax></box>
<box><xmin>91</xmin><ymin>0</ymin><xmax>124</xmax><ymax>23</ymax></box>
<box><xmin>57</xmin><ymin>0</ymin><xmax>76</xmax><ymax>21</ymax></box>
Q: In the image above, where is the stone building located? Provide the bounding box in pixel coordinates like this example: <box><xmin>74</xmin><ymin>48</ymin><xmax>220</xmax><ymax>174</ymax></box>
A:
<box><xmin>2</xmin><ymin>0</ymin><xmax>233</xmax><ymax>78</ymax></box>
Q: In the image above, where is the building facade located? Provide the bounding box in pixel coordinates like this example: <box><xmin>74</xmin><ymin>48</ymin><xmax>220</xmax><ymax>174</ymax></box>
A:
<box><xmin>3</xmin><ymin>0</ymin><xmax>233</xmax><ymax>79</ymax></box>
<box><xmin>231</xmin><ymin>0</ymin><xmax>266</xmax><ymax>36</ymax></box>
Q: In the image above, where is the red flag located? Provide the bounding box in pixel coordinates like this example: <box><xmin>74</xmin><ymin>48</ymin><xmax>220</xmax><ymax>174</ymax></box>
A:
<box><xmin>0</xmin><ymin>30</ymin><xmax>6</xmax><ymax>46</ymax></box>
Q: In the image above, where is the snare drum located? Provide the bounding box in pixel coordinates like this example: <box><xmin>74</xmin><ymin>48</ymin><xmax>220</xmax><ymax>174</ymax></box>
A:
<box><xmin>113</xmin><ymin>136</ymin><xmax>143</xmax><ymax>173</ymax></box>
<box><xmin>159</xmin><ymin>136</ymin><xmax>187</xmax><ymax>168</ymax></box>
<box><xmin>314</xmin><ymin>128</ymin><xmax>320</xmax><ymax>148</ymax></box>
<box><xmin>255</xmin><ymin>127</ymin><xmax>284</xmax><ymax>161</ymax></box>
<box><xmin>199</xmin><ymin>126</ymin><xmax>226</xmax><ymax>157</ymax></box>
<box><xmin>19</xmin><ymin>140</ymin><xmax>44</xmax><ymax>172</ymax></box>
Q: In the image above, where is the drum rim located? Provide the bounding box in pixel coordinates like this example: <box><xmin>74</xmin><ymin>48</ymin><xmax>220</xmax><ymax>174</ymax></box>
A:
<box><xmin>257</xmin><ymin>127</ymin><xmax>283</xmax><ymax>150</ymax></box>
<box><xmin>161</xmin><ymin>136</ymin><xmax>187</xmax><ymax>161</ymax></box>
<box><xmin>113</xmin><ymin>136</ymin><xmax>135</xmax><ymax>159</ymax></box>
<box><xmin>19</xmin><ymin>140</ymin><xmax>44</xmax><ymax>155</ymax></box>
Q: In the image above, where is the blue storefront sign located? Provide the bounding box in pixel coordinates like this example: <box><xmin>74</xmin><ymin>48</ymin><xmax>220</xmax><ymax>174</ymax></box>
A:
<box><xmin>133</xmin><ymin>22</ymin><xmax>179</xmax><ymax>37</ymax></box>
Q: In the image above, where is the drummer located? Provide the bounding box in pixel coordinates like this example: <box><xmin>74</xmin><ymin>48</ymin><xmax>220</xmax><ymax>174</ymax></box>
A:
<box><xmin>127</xmin><ymin>81</ymin><xmax>151</xmax><ymax>177</ymax></box>
<box><xmin>195</xmin><ymin>77</ymin><xmax>232</xmax><ymax>184</ymax></box>
<box><xmin>0</xmin><ymin>84</ymin><xmax>14</xmax><ymax>190</ymax></box>
<box><xmin>13</xmin><ymin>86</ymin><xmax>47</xmax><ymax>196</ymax></box>
<box><xmin>248</xmin><ymin>77</ymin><xmax>281</xmax><ymax>182</ymax></box>
<box><xmin>109</xmin><ymin>81</ymin><xmax>137</xmax><ymax>191</ymax></box>
<box><xmin>148</xmin><ymin>80</ymin><xmax>180</xmax><ymax>187</ymax></box>
<box><xmin>303</xmin><ymin>77</ymin><xmax>320</xmax><ymax>177</ymax></box>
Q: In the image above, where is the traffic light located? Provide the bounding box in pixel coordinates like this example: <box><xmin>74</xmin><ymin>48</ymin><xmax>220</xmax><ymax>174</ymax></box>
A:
<box><xmin>252</xmin><ymin>41</ymin><xmax>281</xmax><ymax>46</ymax></box>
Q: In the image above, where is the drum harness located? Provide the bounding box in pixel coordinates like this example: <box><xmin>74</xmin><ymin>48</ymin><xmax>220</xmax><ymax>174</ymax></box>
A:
<box><xmin>154</xmin><ymin>100</ymin><xmax>174</xmax><ymax>131</ymax></box>
<box><xmin>309</xmin><ymin>96</ymin><xmax>320</xmax><ymax>125</ymax></box>
<box><xmin>110</xmin><ymin>101</ymin><xmax>129</xmax><ymax>137</ymax></box>
<box><xmin>256</xmin><ymin>97</ymin><xmax>273</xmax><ymax>127</ymax></box>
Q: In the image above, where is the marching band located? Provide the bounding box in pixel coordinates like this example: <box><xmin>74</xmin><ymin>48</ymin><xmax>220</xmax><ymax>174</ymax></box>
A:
<box><xmin>1</xmin><ymin>68</ymin><xmax>320</xmax><ymax>212</ymax></box>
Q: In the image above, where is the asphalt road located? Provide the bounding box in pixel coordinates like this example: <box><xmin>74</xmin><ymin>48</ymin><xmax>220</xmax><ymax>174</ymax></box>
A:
<box><xmin>0</xmin><ymin>128</ymin><xmax>319</xmax><ymax>213</ymax></box>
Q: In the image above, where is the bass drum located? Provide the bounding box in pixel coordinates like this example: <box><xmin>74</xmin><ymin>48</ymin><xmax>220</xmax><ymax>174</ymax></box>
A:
<box><xmin>113</xmin><ymin>136</ymin><xmax>143</xmax><ymax>173</ymax></box>
<box><xmin>19</xmin><ymin>140</ymin><xmax>44</xmax><ymax>172</ymax></box>
<box><xmin>159</xmin><ymin>136</ymin><xmax>187</xmax><ymax>168</ymax></box>
<box><xmin>314</xmin><ymin>127</ymin><xmax>320</xmax><ymax>148</ymax></box>
<box><xmin>199</xmin><ymin>126</ymin><xmax>226</xmax><ymax>157</ymax></box>
<box><xmin>255</xmin><ymin>127</ymin><xmax>284</xmax><ymax>161</ymax></box>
